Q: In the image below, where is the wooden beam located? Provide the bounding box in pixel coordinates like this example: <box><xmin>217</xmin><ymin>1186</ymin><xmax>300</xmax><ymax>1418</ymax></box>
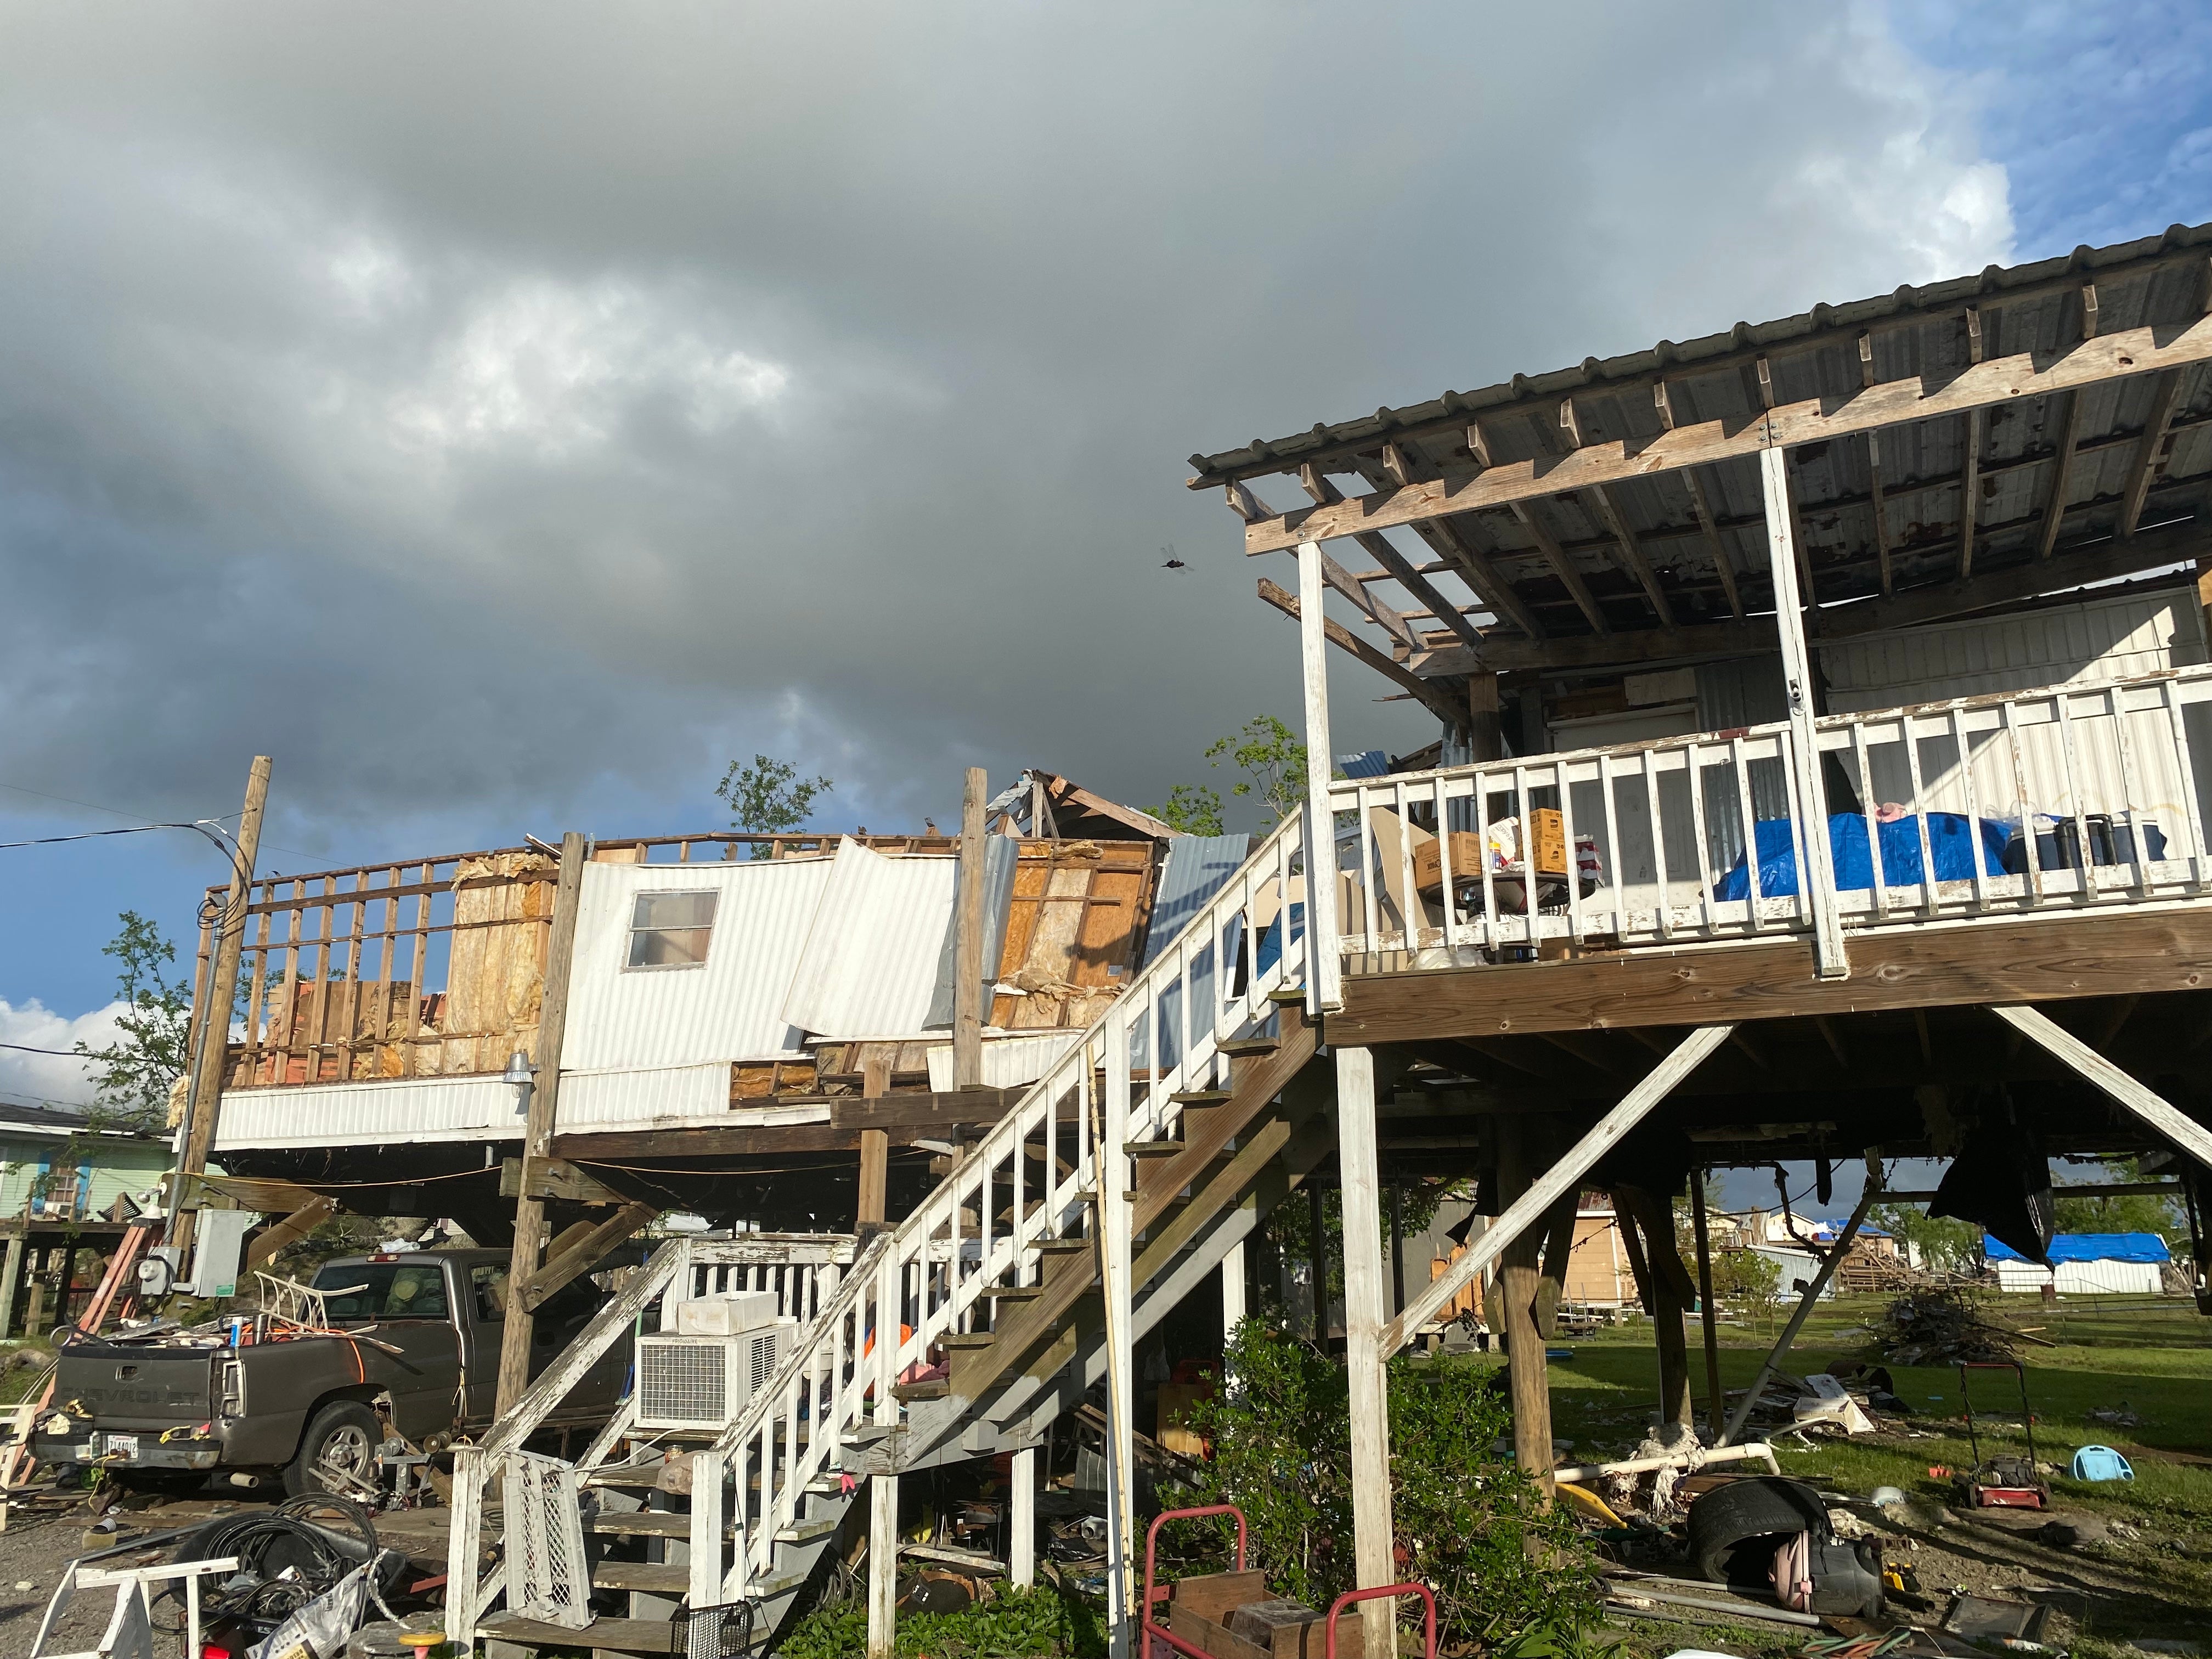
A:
<box><xmin>1989</xmin><ymin>1004</ymin><xmax>2212</xmax><ymax>1174</ymax></box>
<box><xmin>1319</xmin><ymin>546</ymin><xmax>1420</xmax><ymax>651</ymax></box>
<box><xmin>1257</xmin><ymin>577</ymin><xmax>1468</xmax><ymax>726</ymax></box>
<box><xmin>2121</xmin><ymin>369</ymin><xmax>2186</xmax><ymax>538</ymax></box>
<box><xmin>244</xmin><ymin>1195</ymin><xmax>337</xmax><ymax>1272</ymax></box>
<box><xmin>1381</xmin><ymin>1025</ymin><xmax>1734</xmax><ymax>1354</ymax></box>
<box><xmin>517</xmin><ymin>1200</ymin><xmax>657</xmax><ymax>1312</ymax></box>
<box><xmin>1346</xmin><ymin>454</ymin><xmax>1545</xmax><ymax>638</ymax></box>
<box><xmin>553</xmin><ymin>1123</ymin><xmax>928</xmax><ymax>1159</ymax></box>
<box><xmin>1588</xmin><ymin>483</ymin><xmax>1674</xmax><ymax>625</ymax></box>
<box><xmin>1295</xmin><ymin>465</ymin><xmax>1488</xmax><ymax>654</ymax></box>
<box><xmin>500</xmin><ymin>1156</ymin><xmax>623</xmax><ymax>1205</ymax></box>
<box><xmin>1239</xmin><ymin>314</ymin><xmax>2212</xmax><ymax>555</ymax></box>
<box><xmin>1656</xmin><ymin>382</ymin><xmax>1743</xmax><ymax>618</ymax></box>
<box><xmin>833</xmin><ymin>1086</ymin><xmax>1020</xmax><ymax>1132</ymax></box>
<box><xmin>2037</xmin><ymin>390</ymin><xmax>2084</xmax><ymax>558</ymax></box>
<box><xmin>1330</xmin><ymin>907</ymin><xmax>2212</xmax><ymax>1043</ymax></box>
<box><xmin>1509</xmin><ymin>498</ymin><xmax>1612</xmax><ymax>635</ymax></box>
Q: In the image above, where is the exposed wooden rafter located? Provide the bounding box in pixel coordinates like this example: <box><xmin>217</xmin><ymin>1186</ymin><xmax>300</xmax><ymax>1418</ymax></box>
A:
<box><xmin>1340</xmin><ymin>453</ymin><xmax>1546</xmax><ymax>639</ymax></box>
<box><xmin>1655</xmin><ymin>381</ymin><xmax>1743</xmax><ymax>617</ymax></box>
<box><xmin>2121</xmin><ymin>369</ymin><xmax>2185</xmax><ymax>537</ymax></box>
<box><xmin>1293</xmin><ymin>463</ymin><xmax>1488</xmax><ymax>655</ymax></box>
<box><xmin>2038</xmin><ymin>389</ymin><xmax>2084</xmax><ymax>558</ymax></box>
<box><xmin>1959</xmin><ymin>307</ymin><xmax>1985</xmax><ymax>580</ymax></box>
<box><xmin>1255</xmin><ymin>576</ymin><xmax>1468</xmax><ymax>727</ymax></box>
<box><xmin>1237</xmin><ymin>314</ymin><xmax>2212</xmax><ymax>556</ymax></box>
<box><xmin>1468</xmin><ymin>413</ymin><xmax>1611</xmax><ymax>635</ymax></box>
<box><xmin>1564</xmin><ymin>396</ymin><xmax>1674</xmax><ymax>625</ymax></box>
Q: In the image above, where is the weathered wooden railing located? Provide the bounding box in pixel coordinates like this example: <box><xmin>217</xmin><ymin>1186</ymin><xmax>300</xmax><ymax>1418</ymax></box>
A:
<box><xmin>1329</xmin><ymin>664</ymin><xmax>2212</xmax><ymax>964</ymax></box>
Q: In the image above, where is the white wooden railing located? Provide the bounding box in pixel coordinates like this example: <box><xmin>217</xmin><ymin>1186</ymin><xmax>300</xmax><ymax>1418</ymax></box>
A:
<box><xmin>1330</xmin><ymin>665</ymin><xmax>2212</xmax><ymax>963</ymax></box>
<box><xmin>686</xmin><ymin>810</ymin><xmax>1316</xmax><ymax>1626</ymax></box>
<box><xmin>444</xmin><ymin>1233</ymin><xmax>859</xmax><ymax>1644</ymax></box>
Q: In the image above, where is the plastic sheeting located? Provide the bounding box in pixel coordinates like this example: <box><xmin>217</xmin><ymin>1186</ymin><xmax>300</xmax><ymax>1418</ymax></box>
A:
<box><xmin>1986</xmin><ymin>1232</ymin><xmax>2170</xmax><ymax>1264</ymax></box>
<box><xmin>1711</xmin><ymin>813</ymin><xmax>2008</xmax><ymax>900</ymax></box>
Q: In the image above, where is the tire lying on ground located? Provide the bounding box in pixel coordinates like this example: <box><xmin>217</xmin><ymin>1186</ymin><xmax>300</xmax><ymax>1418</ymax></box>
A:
<box><xmin>284</xmin><ymin>1400</ymin><xmax>382</xmax><ymax>1498</ymax></box>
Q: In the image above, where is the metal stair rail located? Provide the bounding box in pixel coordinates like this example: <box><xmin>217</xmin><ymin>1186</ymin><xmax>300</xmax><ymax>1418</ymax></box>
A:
<box><xmin>690</xmin><ymin>810</ymin><xmax>1318</xmax><ymax>1630</ymax></box>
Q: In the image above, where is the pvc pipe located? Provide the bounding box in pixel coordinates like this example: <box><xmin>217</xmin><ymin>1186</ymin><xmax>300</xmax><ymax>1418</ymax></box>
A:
<box><xmin>1553</xmin><ymin>1440</ymin><xmax>1779</xmax><ymax>1484</ymax></box>
<box><xmin>1604</xmin><ymin>1586</ymin><xmax>1821</xmax><ymax>1628</ymax></box>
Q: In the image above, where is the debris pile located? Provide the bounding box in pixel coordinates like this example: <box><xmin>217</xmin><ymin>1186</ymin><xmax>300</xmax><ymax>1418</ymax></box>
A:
<box><xmin>1874</xmin><ymin>1286</ymin><xmax>2018</xmax><ymax>1367</ymax></box>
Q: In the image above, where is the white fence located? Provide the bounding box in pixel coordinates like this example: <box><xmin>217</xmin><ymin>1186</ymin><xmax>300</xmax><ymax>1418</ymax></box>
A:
<box><xmin>1329</xmin><ymin>665</ymin><xmax>2212</xmax><ymax>965</ymax></box>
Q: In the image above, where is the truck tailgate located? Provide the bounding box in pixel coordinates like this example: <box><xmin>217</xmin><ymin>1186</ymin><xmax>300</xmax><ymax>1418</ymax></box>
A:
<box><xmin>59</xmin><ymin>1342</ymin><xmax>216</xmax><ymax>1429</ymax></box>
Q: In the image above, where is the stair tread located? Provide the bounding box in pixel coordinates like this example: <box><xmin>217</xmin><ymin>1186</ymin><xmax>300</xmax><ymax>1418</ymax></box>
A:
<box><xmin>775</xmin><ymin>1516</ymin><xmax>842</xmax><ymax>1543</ymax></box>
<box><xmin>985</xmin><ymin>1284</ymin><xmax>1044</xmax><ymax>1300</ymax></box>
<box><xmin>1217</xmin><ymin>1037</ymin><xmax>1280</xmax><ymax>1056</ymax></box>
<box><xmin>1170</xmin><ymin>1090</ymin><xmax>1233</xmax><ymax>1104</ymax></box>
<box><xmin>588</xmin><ymin>1510</ymin><xmax>729</xmax><ymax>1539</ymax></box>
<box><xmin>894</xmin><ymin>1379</ymin><xmax>950</xmax><ymax>1400</ymax></box>
<box><xmin>939</xmin><ymin>1333</ymin><xmax>995</xmax><ymax>1348</ymax></box>
<box><xmin>1034</xmin><ymin>1237</ymin><xmax>1089</xmax><ymax>1252</ymax></box>
<box><xmin>590</xmin><ymin>1560</ymin><xmax>690</xmax><ymax>1593</ymax></box>
<box><xmin>1126</xmin><ymin>1141</ymin><xmax>1185</xmax><ymax>1157</ymax></box>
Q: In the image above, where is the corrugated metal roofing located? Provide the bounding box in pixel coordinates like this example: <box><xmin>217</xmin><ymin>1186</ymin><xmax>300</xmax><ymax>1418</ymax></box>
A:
<box><xmin>561</xmin><ymin>1063</ymin><xmax>833</xmax><ymax>1132</ymax></box>
<box><xmin>925</xmin><ymin>834</ymin><xmax>1019</xmax><ymax>1028</ymax></box>
<box><xmin>561</xmin><ymin>855</ymin><xmax>835</xmax><ymax>1070</ymax></box>
<box><xmin>781</xmin><ymin>839</ymin><xmax>960</xmax><ymax>1040</ymax></box>
<box><xmin>924</xmin><ymin>1030</ymin><xmax>1082</xmax><ymax>1092</ymax></box>
<box><xmin>1193</xmin><ymin>221</ymin><xmax>2212</xmax><ymax>647</ymax></box>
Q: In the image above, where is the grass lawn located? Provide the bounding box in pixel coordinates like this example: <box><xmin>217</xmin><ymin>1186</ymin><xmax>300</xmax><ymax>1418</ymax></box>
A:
<box><xmin>1451</xmin><ymin>1291</ymin><xmax>2212</xmax><ymax>1653</ymax></box>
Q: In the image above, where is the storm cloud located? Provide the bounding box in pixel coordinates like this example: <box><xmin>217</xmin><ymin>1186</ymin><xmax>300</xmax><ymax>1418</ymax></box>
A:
<box><xmin>0</xmin><ymin>2</ymin><xmax>2016</xmax><ymax>859</ymax></box>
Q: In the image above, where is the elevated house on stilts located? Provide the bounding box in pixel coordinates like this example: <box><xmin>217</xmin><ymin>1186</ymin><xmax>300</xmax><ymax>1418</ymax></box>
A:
<box><xmin>176</xmin><ymin>227</ymin><xmax>2212</xmax><ymax>1658</ymax></box>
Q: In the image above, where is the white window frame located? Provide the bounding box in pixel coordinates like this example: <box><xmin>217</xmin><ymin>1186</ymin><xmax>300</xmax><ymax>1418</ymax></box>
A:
<box><xmin>624</xmin><ymin>888</ymin><xmax>720</xmax><ymax>972</ymax></box>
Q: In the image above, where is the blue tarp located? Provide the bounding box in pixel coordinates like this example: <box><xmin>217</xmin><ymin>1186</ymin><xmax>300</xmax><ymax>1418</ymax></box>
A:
<box><xmin>1713</xmin><ymin>812</ymin><xmax>2010</xmax><ymax>901</ymax></box>
<box><xmin>1986</xmin><ymin>1232</ymin><xmax>2170</xmax><ymax>1264</ymax></box>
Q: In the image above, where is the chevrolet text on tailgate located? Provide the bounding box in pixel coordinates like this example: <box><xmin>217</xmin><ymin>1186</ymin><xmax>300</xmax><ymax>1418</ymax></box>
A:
<box><xmin>35</xmin><ymin>1248</ymin><xmax>629</xmax><ymax>1496</ymax></box>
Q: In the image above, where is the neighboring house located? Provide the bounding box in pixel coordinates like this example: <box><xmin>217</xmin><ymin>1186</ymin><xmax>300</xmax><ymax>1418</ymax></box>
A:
<box><xmin>0</xmin><ymin>1101</ymin><xmax>172</xmax><ymax>1221</ymax></box>
<box><xmin>1987</xmin><ymin>1232</ymin><xmax>2171</xmax><ymax>1295</ymax></box>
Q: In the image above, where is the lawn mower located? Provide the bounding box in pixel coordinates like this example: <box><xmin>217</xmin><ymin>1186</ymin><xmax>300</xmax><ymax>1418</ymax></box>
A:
<box><xmin>1955</xmin><ymin>1360</ymin><xmax>2050</xmax><ymax>1510</ymax></box>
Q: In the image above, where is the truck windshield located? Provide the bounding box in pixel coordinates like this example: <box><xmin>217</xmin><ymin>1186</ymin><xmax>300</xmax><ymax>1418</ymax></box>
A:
<box><xmin>310</xmin><ymin>1262</ymin><xmax>450</xmax><ymax>1323</ymax></box>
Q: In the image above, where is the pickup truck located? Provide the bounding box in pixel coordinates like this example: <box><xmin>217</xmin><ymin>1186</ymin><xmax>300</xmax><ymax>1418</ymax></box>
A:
<box><xmin>33</xmin><ymin>1249</ymin><xmax>630</xmax><ymax>1496</ymax></box>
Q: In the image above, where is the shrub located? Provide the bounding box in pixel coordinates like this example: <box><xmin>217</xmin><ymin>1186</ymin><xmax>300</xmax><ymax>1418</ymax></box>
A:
<box><xmin>1174</xmin><ymin>1321</ymin><xmax>1599</xmax><ymax>1648</ymax></box>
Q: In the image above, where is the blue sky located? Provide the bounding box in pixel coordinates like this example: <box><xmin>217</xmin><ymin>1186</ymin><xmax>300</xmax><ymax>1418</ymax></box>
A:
<box><xmin>3</xmin><ymin>4</ymin><xmax>2209</xmax><ymax>1136</ymax></box>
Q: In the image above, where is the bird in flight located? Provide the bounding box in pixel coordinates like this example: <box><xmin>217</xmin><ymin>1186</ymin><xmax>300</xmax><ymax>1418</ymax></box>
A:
<box><xmin>1161</xmin><ymin>545</ymin><xmax>1186</xmax><ymax>570</ymax></box>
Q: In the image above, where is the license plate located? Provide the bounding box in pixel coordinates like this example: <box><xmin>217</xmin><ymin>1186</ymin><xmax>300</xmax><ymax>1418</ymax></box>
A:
<box><xmin>101</xmin><ymin>1433</ymin><xmax>138</xmax><ymax>1461</ymax></box>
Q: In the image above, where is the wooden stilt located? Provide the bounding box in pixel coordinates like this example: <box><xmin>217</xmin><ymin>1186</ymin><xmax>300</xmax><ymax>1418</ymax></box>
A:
<box><xmin>1690</xmin><ymin>1173</ymin><xmax>1725</xmax><ymax>1441</ymax></box>
<box><xmin>0</xmin><ymin>1234</ymin><xmax>21</xmax><ymax>1339</ymax></box>
<box><xmin>1307</xmin><ymin>1182</ymin><xmax>1329</xmax><ymax>1341</ymax></box>
<box><xmin>1388</xmin><ymin>1175</ymin><xmax>1406</xmax><ymax>1316</ymax></box>
<box><xmin>1296</xmin><ymin>540</ymin><xmax>1344</xmax><ymax>1013</ymax></box>
<box><xmin>858</xmin><ymin>1055</ymin><xmax>891</xmax><ymax>1229</ymax></box>
<box><xmin>1220</xmin><ymin>1238</ymin><xmax>1246</xmax><ymax>1339</ymax></box>
<box><xmin>867</xmin><ymin>1249</ymin><xmax>901</xmax><ymax>1659</ymax></box>
<box><xmin>1335</xmin><ymin>1046</ymin><xmax>1396</xmax><ymax>1651</ymax></box>
<box><xmin>1494</xmin><ymin>1118</ymin><xmax>1555</xmax><ymax>1495</ymax></box>
<box><xmin>1010</xmin><ymin>1445</ymin><xmax>1037</xmax><ymax>1587</ymax></box>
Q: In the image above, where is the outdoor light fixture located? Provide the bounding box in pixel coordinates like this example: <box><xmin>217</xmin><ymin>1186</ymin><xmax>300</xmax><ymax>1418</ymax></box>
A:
<box><xmin>504</xmin><ymin>1049</ymin><xmax>537</xmax><ymax>1114</ymax></box>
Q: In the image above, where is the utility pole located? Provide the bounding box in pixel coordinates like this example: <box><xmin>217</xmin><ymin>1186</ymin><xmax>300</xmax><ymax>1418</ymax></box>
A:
<box><xmin>495</xmin><ymin>832</ymin><xmax>589</xmax><ymax>1419</ymax></box>
<box><xmin>954</xmin><ymin>768</ymin><xmax>987</xmax><ymax>1090</ymax></box>
<box><xmin>171</xmin><ymin>755</ymin><xmax>272</xmax><ymax>1260</ymax></box>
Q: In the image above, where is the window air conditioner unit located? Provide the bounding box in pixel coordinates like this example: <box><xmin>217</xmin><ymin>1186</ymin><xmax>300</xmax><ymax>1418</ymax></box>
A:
<box><xmin>634</xmin><ymin>1326</ymin><xmax>790</xmax><ymax>1431</ymax></box>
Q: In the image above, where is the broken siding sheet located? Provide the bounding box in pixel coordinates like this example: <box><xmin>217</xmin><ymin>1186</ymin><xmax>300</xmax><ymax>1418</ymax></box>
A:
<box><xmin>561</xmin><ymin>855</ymin><xmax>834</xmax><ymax>1070</ymax></box>
<box><xmin>212</xmin><ymin>1074</ymin><xmax>520</xmax><ymax>1151</ymax></box>
<box><xmin>780</xmin><ymin>839</ymin><xmax>959</xmax><ymax>1039</ymax></box>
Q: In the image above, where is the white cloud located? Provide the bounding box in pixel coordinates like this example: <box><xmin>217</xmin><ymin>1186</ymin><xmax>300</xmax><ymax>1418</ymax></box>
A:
<box><xmin>0</xmin><ymin>999</ymin><xmax>123</xmax><ymax>1112</ymax></box>
<box><xmin>390</xmin><ymin>277</ymin><xmax>792</xmax><ymax>458</ymax></box>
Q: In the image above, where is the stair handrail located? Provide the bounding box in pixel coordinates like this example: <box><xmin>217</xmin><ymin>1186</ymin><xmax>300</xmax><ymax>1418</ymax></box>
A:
<box><xmin>707</xmin><ymin>810</ymin><xmax>1313</xmax><ymax>1598</ymax></box>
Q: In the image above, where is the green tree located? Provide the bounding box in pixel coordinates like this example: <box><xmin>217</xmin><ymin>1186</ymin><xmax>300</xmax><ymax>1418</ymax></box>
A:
<box><xmin>2054</xmin><ymin>1159</ymin><xmax>2183</xmax><ymax>1238</ymax></box>
<box><xmin>1151</xmin><ymin>782</ymin><xmax>1225</xmax><ymax>836</ymax></box>
<box><xmin>74</xmin><ymin>911</ymin><xmax>193</xmax><ymax>1135</ymax></box>
<box><xmin>1708</xmin><ymin>1248</ymin><xmax>1783</xmax><ymax>1333</ymax></box>
<box><xmin>1867</xmin><ymin>1204</ymin><xmax>1980</xmax><ymax>1272</ymax></box>
<box><xmin>1153</xmin><ymin>715</ymin><xmax>1311</xmax><ymax>834</ymax></box>
<box><xmin>715</xmin><ymin>754</ymin><xmax>832</xmax><ymax>856</ymax></box>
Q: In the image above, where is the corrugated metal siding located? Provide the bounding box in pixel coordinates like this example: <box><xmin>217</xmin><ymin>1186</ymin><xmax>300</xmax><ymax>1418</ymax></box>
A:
<box><xmin>1140</xmin><ymin>835</ymin><xmax>1251</xmax><ymax>967</ymax></box>
<box><xmin>562</xmin><ymin>856</ymin><xmax>835</xmax><ymax>1071</ymax></box>
<box><xmin>212</xmin><ymin>1075</ymin><xmax>521</xmax><ymax>1150</ymax></box>
<box><xmin>561</xmin><ymin>1064</ymin><xmax>832</xmax><ymax>1132</ymax></box>
<box><xmin>1994</xmin><ymin>1259</ymin><xmax>2164</xmax><ymax>1295</ymax></box>
<box><xmin>925</xmin><ymin>835</ymin><xmax>1019</xmax><ymax>1029</ymax></box>
<box><xmin>782</xmin><ymin>840</ymin><xmax>958</xmax><ymax>1040</ymax></box>
<box><xmin>925</xmin><ymin>1030</ymin><xmax>1082</xmax><ymax>1092</ymax></box>
<box><xmin>1819</xmin><ymin>590</ymin><xmax>2210</xmax><ymax>825</ymax></box>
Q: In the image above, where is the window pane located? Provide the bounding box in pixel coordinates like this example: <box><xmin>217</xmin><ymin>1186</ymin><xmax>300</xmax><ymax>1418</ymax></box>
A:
<box><xmin>309</xmin><ymin>1261</ymin><xmax>450</xmax><ymax>1322</ymax></box>
<box><xmin>631</xmin><ymin>891</ymin><xmax>717</xmax><ymax>930</ymax></box>
<box><xmin>628</xmin><ymin>927</ymin><xmax>713</xmax><ymax>968</ymax></box>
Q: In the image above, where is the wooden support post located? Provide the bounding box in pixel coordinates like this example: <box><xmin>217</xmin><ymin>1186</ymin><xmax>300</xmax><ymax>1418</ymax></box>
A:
<box><xmin>495</xmin><ymin>831</ymin><xmax>588</xmax><ymax>1421</ymax></box>
<box><xmin>517</xmin><ymin>1201</ymin><xmax>657</xmax><ymax>1311</ymax></box>
<box><xmin>1719</xmin><ymin>1166</ymin><xmax>1880</xmax><ymax>1445</ymax></box>
<box><xmin>1466</xmin><ymin>673</ymin><xmax>1504</xmax><ymax>762</ymax></box>
<box><xmin>23</xmin><ymin>1253</ymin><xmax>46</xmax><ymax>1340</ymax></box>
<box><xmin>867</xmin><ymin>1473</ymin><xmax>899</xmax><ymax>1659</ymax></box>
<box><xmin>1388</xmin><ymin>1176</ymin><xmax>1406</xmax><ymax>1316</ymax></box>
<box><xmin>1494</xmin><ymin>1118</ymin><xmax>1555</xmax><ymax>1495</ymax></box>
<box><xmin>1650</xmin><ymin>1245</ymin><xmax>1695</xmax><ymax>1434</ymax></box>
<box><xmin>1690</xmin><ymin>1174</ymin><xmax>1725</xmax><ymax>1442</ymax></box>
<box><xmin>1335</xmin><ymin>1046</ymin><xmax>1395</xmax><ymax>1651</ymax></box>
<box><xmin>1533</xmin><ymin>1192</ymin><xmax>1578</xmax><ymax>1339</ymax></box>
<box><xmin>1099</xmin><ymin>1000</ymin><xmax>1138</xmax><ymax>1659</ymax></box>
<box><xmin>955</xmin><ymin>768</ymin><xmax>988</xmax><ymax>1092</ymax></box>
<box><xmin>173</xmin><ymin>755</ymin><xmax>272</xmax><ymax>1259</ymax></box>
<box><xmin>1758</xmin><ymin>448</ymin><xmax>1848</xmax><ymax>980</ymax></box>
<box><xmin>0</xmin><ymin>1234</ymin><xmax>22</xmax><ymax>1340</ymax></box>
<box><xmin>1308</xmin><ymin>1181</ymin><xmax>1329</xmax><ymax>1341</ymax></box>
<box><xmin>858</xmin><ymin>1054</ymin><xmax>891</xmax><ymax>1228</ymax></box>
<box><xmin>1009</xmin><ymin>1445</ymin><xmax>1038</xmax><ymax>1588</ymax></box>
<box><xmin>1220</xmin><ymin>1238</ymin><xmax>1246</xmax><ymax>1339</ymax></box>
<box><xmin>1296</xmin><ymin>541</ymin><xmax>1344</xmax><ymax>1012</ymax></box>
<box><xmin>55</xmin><ymin>1244</ymin><xmax>78</xmax><ymax>1334</ymax></box>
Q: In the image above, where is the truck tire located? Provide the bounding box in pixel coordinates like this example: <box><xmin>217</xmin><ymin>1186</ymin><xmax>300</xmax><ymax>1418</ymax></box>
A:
<box><xmin>285</xmin><ymin>1401</ymin><xmax>381</xmax><ymax>1498</ymax></box>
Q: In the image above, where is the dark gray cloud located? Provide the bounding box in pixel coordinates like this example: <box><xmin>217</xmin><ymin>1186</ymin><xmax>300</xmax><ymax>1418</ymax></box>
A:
<box><xmin>0</xmin><ymin>2</ymin><xmax>2012</xmax><ymax>855</ymax></box>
